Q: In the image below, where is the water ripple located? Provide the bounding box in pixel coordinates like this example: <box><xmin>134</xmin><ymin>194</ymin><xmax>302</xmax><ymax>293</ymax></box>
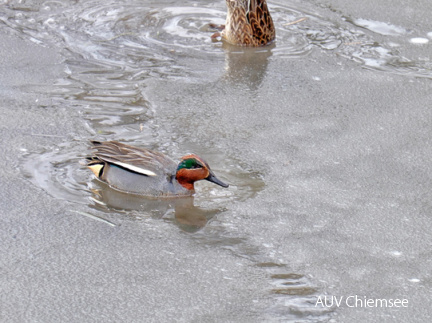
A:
<box><xmin>22</xmin><ymin>140</ymin><xmax>264</xmax><ymax>218</ymax></box>
<box><xmin>8</xmin><ymin>1</ymin><xmax>432</xmax><ymax>217</ymax></box>
<box><xmin>3</xmin><ymin>0</ymin><xmax>432</xmax><ymax>82</ymax></box>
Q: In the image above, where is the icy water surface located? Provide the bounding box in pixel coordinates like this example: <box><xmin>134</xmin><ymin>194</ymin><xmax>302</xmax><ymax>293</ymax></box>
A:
<box><xmin>7</xmin><ymin>0</ymin><xmax>431</xmax><ymax>202</ymax></box>
<box><xmin>3</xmin><ymin>0</ymin><xmax>431</xmax><ymax>321</ymax></box>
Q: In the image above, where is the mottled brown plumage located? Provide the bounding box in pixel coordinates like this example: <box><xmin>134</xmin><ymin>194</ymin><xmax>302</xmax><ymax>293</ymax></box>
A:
<box><xmin>218</xmin><ymin>0</ymin><xmax>275</xmax><ymax>47</ymax></box>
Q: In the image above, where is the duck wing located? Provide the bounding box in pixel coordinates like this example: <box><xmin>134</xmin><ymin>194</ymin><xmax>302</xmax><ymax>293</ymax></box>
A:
<box><xmin>90</xmin><ymin>141</ymin><xmax>177</xmax><ymax>177</ymax></box>
<box><xmin>247</xmin><ymin>0</ymin><xmax>275</xmax><ymax>45</ymax></box>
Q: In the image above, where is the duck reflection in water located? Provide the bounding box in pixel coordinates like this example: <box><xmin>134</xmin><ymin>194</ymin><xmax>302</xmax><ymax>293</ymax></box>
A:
<box><xmin>221</xmin><ymin>43</ymin><xmax>273</xmax><ymax>90</ymax></box>
<box><xmin>209</xmin><ymin>0</ymin><xmax>275</xmax><ymax>89</ymax></box>
<box><xmin>89</xmin><ymin>185</ymin><xmax>223</xmax><ymax>233</ymax></box>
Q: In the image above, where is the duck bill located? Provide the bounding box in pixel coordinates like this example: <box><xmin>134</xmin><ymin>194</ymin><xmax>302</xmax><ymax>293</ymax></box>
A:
<box><xmin>206</xmin><ymin>173</ymin><xmax>229</xmax><ymax>188</ymax></box>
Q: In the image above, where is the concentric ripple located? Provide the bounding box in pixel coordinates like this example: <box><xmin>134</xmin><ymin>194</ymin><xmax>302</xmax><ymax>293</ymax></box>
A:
<box><xmin>22</xmin><ymin>141</ymin><xmax>264</xmax><ymax>213</ymax></box>
<box><xmin>3</xmin><ymin>0</ymin><xmax>432</xmax><ymax>82</ymax></box>
<box><xmin>21</xmin><ymin>140</ymin><xmax>265</xmax><ymax>233</ymax></box>
<box><xmin>21</xmin><ymin>142</ymin><xmax>91</xmax><ymax>206</ymax></box>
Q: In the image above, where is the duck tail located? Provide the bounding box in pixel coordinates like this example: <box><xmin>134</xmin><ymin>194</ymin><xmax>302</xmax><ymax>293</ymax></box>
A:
<box><xmin>86</xmin><ymin>157</ymin><xmax>105</xmax><ymax>178</ymax></box>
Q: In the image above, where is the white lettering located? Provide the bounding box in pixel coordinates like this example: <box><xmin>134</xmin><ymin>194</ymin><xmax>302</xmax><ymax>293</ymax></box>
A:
<box><xmin>334</xmin><ymin>296</ymin><xmax>343</xmax><ymax>307</ymax></box>
<box><xmin>346</xmin><ymin>295</ymin><xmax>355</xmax><ymax>307</ymax></box>
<box><xmin>316</xmin><ymin>296</ymin><xmax>344</xmax><ymax>307</ymax></box>
<box><xmin>320</xmin><ymin>295</ymin><xmax>409</xmax><ymax>308</ymax></box>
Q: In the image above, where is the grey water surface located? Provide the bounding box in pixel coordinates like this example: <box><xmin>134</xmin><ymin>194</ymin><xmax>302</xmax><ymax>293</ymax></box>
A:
<box><xmin>1</xmin><ymin>0</ymin><xmax>431</xmax><ymax>322</ymax></box>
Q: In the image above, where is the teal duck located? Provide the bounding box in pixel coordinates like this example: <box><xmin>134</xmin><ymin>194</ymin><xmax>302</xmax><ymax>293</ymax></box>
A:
<box><xmin>86</xmin><ymin>141</ymin><xmax>229</xmax><ymax>197</ymax></box>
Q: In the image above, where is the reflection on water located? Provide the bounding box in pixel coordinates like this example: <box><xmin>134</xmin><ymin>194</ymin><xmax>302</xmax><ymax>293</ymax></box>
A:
<box><xmin>89</xmin><ymin>184</ymin><xmax>221</xmax><ymax>233</ymax></box>
<box><xmin>21</xmin><ymin>139</ymin><xmax>264</xmax><ymax>233</ymax></box>
<box><xmin>221</xmin><ymin>43</ymin><xmax>274</xmax><ymax>90</ymax></box>
<box><xmin>2</xmin><ymin>0</ymin><xmax>431</xmax><ymax>87</ymax></box>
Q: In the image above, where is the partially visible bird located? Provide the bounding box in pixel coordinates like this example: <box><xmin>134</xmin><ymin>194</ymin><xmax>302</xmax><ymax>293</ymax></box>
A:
<box><xmin>212</xmin><ymin>0</ymin><xmax>275</xmax><ymax>46</ymax></box>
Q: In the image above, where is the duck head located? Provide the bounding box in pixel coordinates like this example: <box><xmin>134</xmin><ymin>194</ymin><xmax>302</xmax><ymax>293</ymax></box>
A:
<box><xmin>175</xmin><ymin>154</ymin><xmax>229</xmax><ymax>191</ymax></box>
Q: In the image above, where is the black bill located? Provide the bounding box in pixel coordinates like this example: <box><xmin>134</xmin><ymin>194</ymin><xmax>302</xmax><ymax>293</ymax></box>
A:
<box><xmin>206</xmin><ymin>173</ymin><xmax>229</xmax><ymax>188</ymax></box>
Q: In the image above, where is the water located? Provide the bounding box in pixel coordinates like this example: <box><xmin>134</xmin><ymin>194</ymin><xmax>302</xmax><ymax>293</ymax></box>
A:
<box><xmin>10</xmin><ymin>0</ymin><xmax>430</xmax><ymax>201</ymax></box>
<box><xmin>2</xmin><ymin>0</ymin><xmax>431</xmax><ymax>321</ymax></box>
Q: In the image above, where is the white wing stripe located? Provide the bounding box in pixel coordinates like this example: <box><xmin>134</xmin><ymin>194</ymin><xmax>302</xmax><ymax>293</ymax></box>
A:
<box><xmin>115</xmin><ymin>161</ymin><xmax>157</xmax><ymax>177</ymax></box>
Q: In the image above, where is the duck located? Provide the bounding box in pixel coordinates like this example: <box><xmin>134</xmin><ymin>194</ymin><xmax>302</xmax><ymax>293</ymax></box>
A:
<box><xmin>86</xmin><ymin>141</ymin><xmax>229</xmax><ymax>197</ymax></box>
<box><xmin>212</xmin><ymin>0</ymin><xmax>275</xmax><ymax>46</ymax></box>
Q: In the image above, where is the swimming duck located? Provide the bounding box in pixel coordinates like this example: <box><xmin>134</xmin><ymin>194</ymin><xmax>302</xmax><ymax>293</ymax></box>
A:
<box><xmin>86</xmin><ymin>141</ymin><xmax>229</xmax><ymax>197</ymax></box>
<box><xmin>212</xmin><ymin>0</ymin><xmax>275</xmax><ymax>46</ymax></box>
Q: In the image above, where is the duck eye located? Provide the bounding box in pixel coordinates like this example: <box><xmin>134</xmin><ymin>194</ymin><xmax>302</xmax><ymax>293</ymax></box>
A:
<box><xmin>179</xmin><ymin>158</ymin><xmax>204</xmax><ymax>170</ymax></box>
<box><xmin>191</xmin><ymin>162</ymin><xmax>203</xmax><ymax>169</ymax></box>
